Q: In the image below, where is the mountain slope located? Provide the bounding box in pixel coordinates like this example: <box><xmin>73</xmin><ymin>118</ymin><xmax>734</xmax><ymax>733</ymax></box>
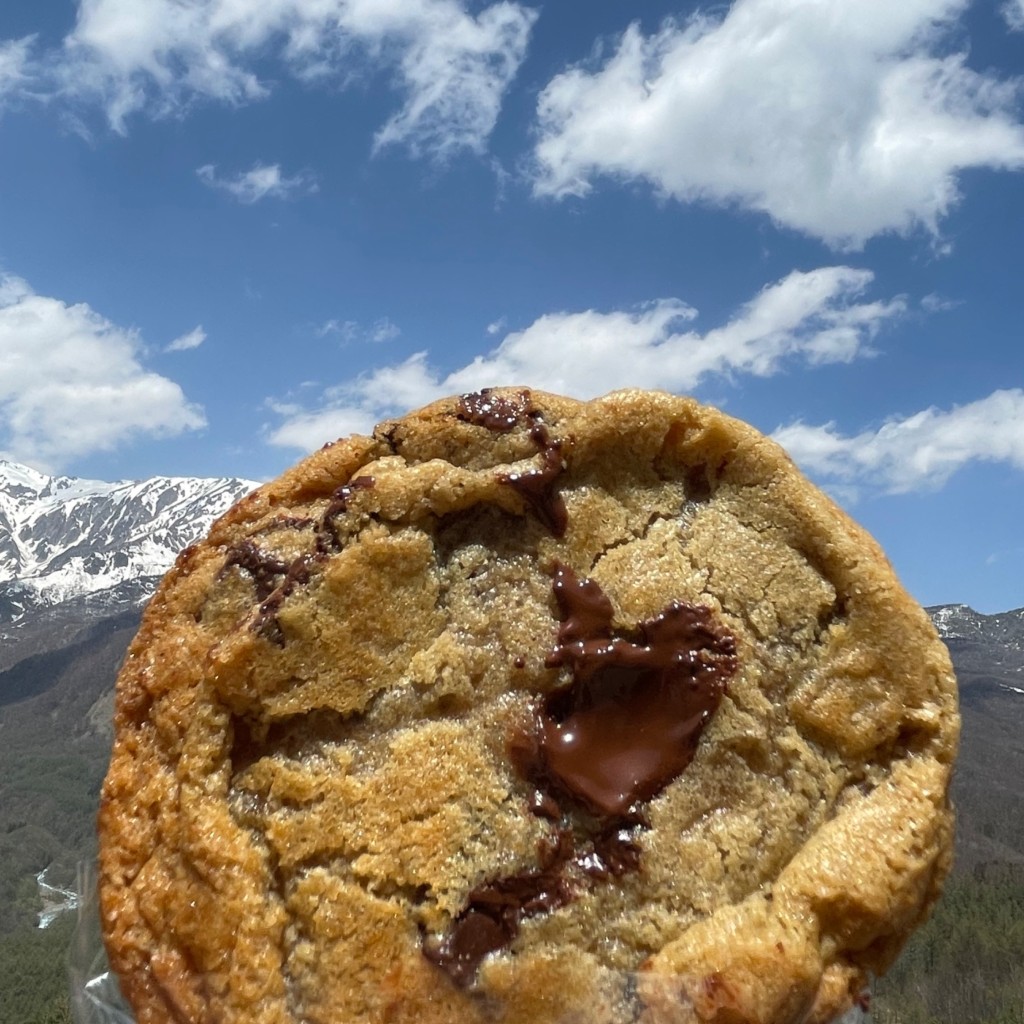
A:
<box><xmin>927</xmin><ymin>603</ymin><xmax>1024</xmax><ymax>874</ymax></box>
<box><xmin>0</xmin><ymin>609</ymin><xmax>141</xmax><ymax>932</ymax></box>
<box><xmin>0</xmin><ymin>457</ymin><xmax>261</xmax><ymax>933</ymax></box>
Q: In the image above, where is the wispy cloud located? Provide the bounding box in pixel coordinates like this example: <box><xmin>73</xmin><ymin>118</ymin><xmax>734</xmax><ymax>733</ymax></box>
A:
<box><xmin>773</xmin><ymin>389</ymin><xmax>1024</xmax><ymax>494</ymax></box>
<box><xmin>268</xmin><ymin>266</ymin><xmax>904</xmax><ymax>449</ymax></box>
<box><xmin>165</xmin><ymin>325</ymin><xmax>206</xmax><ymax>352</ymax></box>
<box><xmin>315</xmin><ymin>317</ymin><xmax>401</xmax><ymax>344</ymax></box>
<box><xmin>197</xmin><ymin>163</ymin><xmax>317</xmax><ymax>203</ymax></box>
<box><xmin>49</xmin><ymin>0</ymin><xmax>536</xmax><ymax>160</ymax></box>
<box><xmin>920</xmin><ymin>293</ymin><xmax>962</xmax><ymax>314</ymax></box>
<box><xmin>1005</xmin><ymin>0</ymin><xmax>1024</xmax><ymax>31</ymax></box>
<box><xmin>0</xmin><ymin>275</ymin><xmax>205</xmax><ymax>471</ymax></box>
<box><xmin>531</xmin><ymin>0</ymin><xmax>1024</xmax><ymax>248</ymax></box>
<box><xmin>0</xmin><ymin>36</ymin><xmax>35</xmax><ymax>104</ymax></box>
<box><xmin>986</xmin><ymin>545</ymin><xmax>1024</xmax><ymax>567</ymax></box>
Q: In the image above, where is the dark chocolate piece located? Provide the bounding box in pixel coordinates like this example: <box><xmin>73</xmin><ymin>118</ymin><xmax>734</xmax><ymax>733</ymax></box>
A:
<box><xmin>457</xmin><ymin>389</ymin><xmax>531</xmax><ymax>432</ymax></box>
<box><xmin>502</xmin><ymin>416</ymin><xmax>568</xmax><ymax>537</ymax></box>
<box><xmin>456</xmin><ymin>389</ymin><xmax>569</xmax><ymax>537</ymax></box>
<box><xmin>250</xmin><ymin>515</ymin><xmax>316</xmax><ymax>536</ymax></box>
<box><xmin>538</xmin><ymin>563</ymin><xmax>737</xmax><ymax>816</ymax></box>
<box><xmin>220</xmin><ymin>540</ymin><xmax>290</xmax><ymax>602</ymax></box>
<box><xmin>229</xmin><ymin>477</ymin><xmax>375</xmax><ymax>638</ymax></box>
<box><xmin>530</xmin><ymin>790</ymin><xmax>561</xmax><ymax>821</ymax></box>
<box><xmin>250</xmin><ymin>551</ymin><xmax>324</xmax><ymax>645</ymax></box>
<box><xmin>586</xmin><ymin>826</ymin><xmax>643</xmax><ymax>879</ymax></box>
<box><xmin>424</xmin><ymin>821</ymin><xmax>642</xmax><ymax>986</ymax></box>
<box><xmin>317</xmin><ymin>475</ymin><xmax>375</xmax><ymax>552</ymax></box>
<box><xmin>422</xmin><ymin>909</ymin><xmax>511</xmax><ymax>988</ymax></box>
<box><xmin>423</xmin><ymin>851</ymin><xmax>576</xmax><ymax>987</ymax></box>
<box><xmin>424</xmin><ymin>565</ymin><xmax>736</xmax><ymax>987</ymax></box>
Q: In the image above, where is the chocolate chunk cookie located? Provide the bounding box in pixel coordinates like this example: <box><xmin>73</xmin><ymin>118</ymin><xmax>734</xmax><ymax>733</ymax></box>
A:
<box><xmin>98</xmin><ymin>389</ymin><xmax>958</xmax><ymax>1024</ymax></box>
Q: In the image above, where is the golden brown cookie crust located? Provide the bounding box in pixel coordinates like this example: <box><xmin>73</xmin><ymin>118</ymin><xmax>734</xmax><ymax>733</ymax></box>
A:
<box><xmin>98</xmin><ymin>389</ymin><xmax>958</xmax><ymax>1024</ymax></box>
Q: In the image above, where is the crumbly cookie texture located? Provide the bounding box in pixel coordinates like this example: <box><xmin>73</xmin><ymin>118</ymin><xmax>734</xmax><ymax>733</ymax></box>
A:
<box><xmin>98</xmin><ymin>389</ymin><xmax>958</xmax><ymax>1024</ymax></box>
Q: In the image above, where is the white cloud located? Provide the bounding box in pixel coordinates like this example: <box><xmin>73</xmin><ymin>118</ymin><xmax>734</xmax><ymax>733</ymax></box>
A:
<box><xmin>0</xmin><ymin>275</ymin><xmax>206</xmax><ymax>471</ymax></box>
<box><xmin>367</xmin><ymin>0</ymin><xmax>537</xmax><ymax>158</ymax></box>
<box><xmin>531</xmin><ymin>0</ymin><xmax>1024</xmax><ymax>248</ymax></box>
<box><xmin>315</xmin><ymin>319</ymin><xmax>352</xmax><ymax>340</ymax></box>
<box><xmin>773</xmin><ymin>389</ymin><xmax>1024</xmax><ymax>494</ymax></box>
<box><xmin>267</xmin><ymin>404</ymin><xmax>378</xmax><ymax>451</ymax></box>
<box><xmin>268</xmin><ymin>265</ymin><xmax>904</xmax><ymax>450</ymax></box>
<box><xmin>165</xmin><ymin>325</ymin><xmax>206</xmax><ymax>352</ymax></box>
<box><xmin>54</xmin><ymin>0</ymin><xmax>536</xmax><ymax>159</ymax></box>
<box><xmin>920</xmin><ymin>292</ymin><xmax>961</xmax><ymax>314</ymax></box>
<box><xmin>197</xmin><ymin>162</ymin><xmax>317</xmax><ymax>203</ymax></box>
<box><xmin>315</xmin><ymin>317</ymin><xmax>401</xmax><ymax>343</ymax></box>
<box><xmin>1005</xmin><ymin>0</ymin><xmax>1024</xmax><ymax>31</ymax></box>
<box><xmin>0</xmin><ymin>36</ymin><xmax>35</xmax><ymax>101</ymax></box>
<box><xmin>368</xmin><ymin>317</ymin><xmax>401</xmax><ymax>343</ymax></box>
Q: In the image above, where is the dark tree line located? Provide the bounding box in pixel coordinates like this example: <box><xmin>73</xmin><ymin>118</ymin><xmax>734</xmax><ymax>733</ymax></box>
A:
<box><xmin>0</xmin><ymin>915</ymin><xmax>74</xmax><ymax>1024</ymax></box>
<box><xmin>874</xmin><ymin>864</ymin><xmax>1024</xmax><ymax>1024</ymax></box>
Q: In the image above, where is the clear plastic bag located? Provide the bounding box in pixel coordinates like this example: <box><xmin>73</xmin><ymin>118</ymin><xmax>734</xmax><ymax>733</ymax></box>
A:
<box><xmin>69</xmin><ymin>862</ymin><xmax>134</xmax><ymax>1024</ymax></box>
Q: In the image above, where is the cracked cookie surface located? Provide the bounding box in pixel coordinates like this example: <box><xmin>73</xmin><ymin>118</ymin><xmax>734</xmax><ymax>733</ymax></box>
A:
<box><xmin>98</xmin><ymin>389</ymin><xmax>958</xmax><ymax>1024</ymax></box>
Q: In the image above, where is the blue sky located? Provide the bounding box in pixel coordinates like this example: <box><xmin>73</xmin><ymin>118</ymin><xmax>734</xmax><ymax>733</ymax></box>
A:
<box><xmin>0</xmin><ymin>0</ymin><xmax>1023</xmax><ymax>613</ymax></box>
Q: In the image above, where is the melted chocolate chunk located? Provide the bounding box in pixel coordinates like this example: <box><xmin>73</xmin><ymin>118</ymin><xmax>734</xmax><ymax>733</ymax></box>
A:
<box><xmin>327</xmin><ymin>474</ymin><xmax>376</xmax><ymax>514</ymax></box>
<box><xmin>424</xmin><ymin>857</ymin><xmax>576</xmax><ymax>987</ymax></box>
<box><xmin>587</xmin><ymin>826</ymin><xmax>643</xmax><ymax>879</ymax></box>
<box><xmin>457</xmin><ymin>389</ymin><xmax>531</xmax><ymax>432</ymax></box>
<box><xmin>220</xmin><ymin>540</ymin><xmax>290</xmax><ymax>602</ymax></box>
<box><xmin>502</xmin><ymin>416</ymin><xmax>568</xmax><ymax>537</ymax></box>
<box><xmin>423</xmin><ymin>909</ymin><xmax>510</xmax><ymax>988</ymax></box>
<box><xmin>424</xmin><ymin>565</ymin><xmax>736</xmax><ymax>987</ymax></box>
<box><xmin>230</xmin><ymin>477</ymin><xmax>375</xmax><ymax>640</ymax></box>
<box><xmin>424</xmin><ymin>823</ymin><xmax>620</xmax><ymax>986</ymax></box>
<box><xmin>425</xmin><ymin>817</ymin><xmax>645</xmax><ymax>986</ymax></box>
<box><xmin>456</xmin><ymin>389</ymin><xmax>569</xmax><ymax>537</ymax></box>
<box><xmin>538</xmin><ymin>563</ymin><xmax>737</xmax><ymax>816</ymax></box>
<box><xmin>317</xmin><ymin>475</ymin><xmax>375</xmax><ymax>552</ymax></box>
<box><xmin>250</xmin><ymin>551</ymin><xmax>324</xmax><ymax>645</ymax></box>
<box><xmin>530</xmin><ymin>790</ymin><xmax>561</xmax><ymax>821</ymax></box>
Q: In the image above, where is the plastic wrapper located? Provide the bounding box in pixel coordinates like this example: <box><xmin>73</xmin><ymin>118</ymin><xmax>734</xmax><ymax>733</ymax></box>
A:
<box><xmin>70</xmin><ymin>863</ymin><xmax>871</xmax><ymax>1024</ymax></box>
<box><xmin>70</xmin><ymin>863</ymin><xmax>134</xmax><ymax>1024</ymax></box>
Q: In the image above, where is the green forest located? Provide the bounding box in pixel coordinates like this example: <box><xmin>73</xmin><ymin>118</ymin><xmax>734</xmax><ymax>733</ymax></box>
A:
<box><xmin>0</xmin><ymin>916</ymin><xmax>74</xmax><ymax>1024</ymax></box>
<box><xmin>873</xmin><ymin>865</ymin><xmax>1024</xmax><ymax>1024</ymax></box>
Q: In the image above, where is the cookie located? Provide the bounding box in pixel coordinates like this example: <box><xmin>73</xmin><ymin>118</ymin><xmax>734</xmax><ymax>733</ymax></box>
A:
<box><xmin>98</xmin><ymin>388</ymin><xmax>958</xmax><ymax>1024</ymax></box>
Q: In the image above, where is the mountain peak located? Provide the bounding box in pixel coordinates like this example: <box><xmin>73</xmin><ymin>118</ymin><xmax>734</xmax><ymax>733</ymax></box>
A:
<box><xmin>0</xmin><ymin>463</ymin><xmax>258</xmax><ymax>632</ymax></box>
<box><xmin>0</xmin><ymin>460</ymin><xmax>54</xmax><ymax>499</ymax></box>
<box><xmin>928</xmin><ymin>604</ymin><xmax>1024</xmax><ymax>655</ymax></box>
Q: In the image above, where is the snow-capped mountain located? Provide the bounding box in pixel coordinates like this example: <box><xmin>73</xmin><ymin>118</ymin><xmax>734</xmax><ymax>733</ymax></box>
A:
<box><xmin>929</xmin><ymin>603</ymin><xmax>1024</xmax><ymax>648</ymax></box>
<box><xmin>929</xmin><ymin>602</ymin><xmax>1024</xmax><ymax>659</ymax></box>
<box><xmin>0</xmin><ymin>460</ymin><xmax>258</xmax><ymax>630</ymax></box>
<box><xmin>927</xmin><ymin>602</ymin><xmax>1024</xmax><ymax>686</ymax></box>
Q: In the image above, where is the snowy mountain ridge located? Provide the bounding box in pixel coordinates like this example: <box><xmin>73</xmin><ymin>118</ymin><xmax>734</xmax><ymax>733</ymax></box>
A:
<box><xmin>927</xmin><ymin>602</ymin><xmax>1024</xmax><ymax>651</ymax></box>
<box><xmin>0</xmin><ymin>459</ymin><xmax>258</xmax><ymax>629</ymax></box>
